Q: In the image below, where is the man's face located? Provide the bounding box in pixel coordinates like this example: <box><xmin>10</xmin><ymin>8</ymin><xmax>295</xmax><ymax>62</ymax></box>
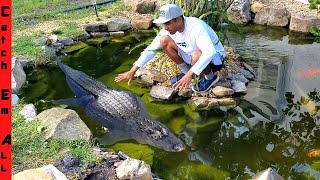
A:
<box><xmin>164</xmin><ymin>17</ymin><xmax>179</xmax><ymax>35</ymax></box>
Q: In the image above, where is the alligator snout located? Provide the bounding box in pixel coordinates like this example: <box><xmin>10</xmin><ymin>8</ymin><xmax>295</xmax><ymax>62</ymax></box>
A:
<box><xmin>173</xmin><ymin>143</ymin><xmax>185</xmax><ymax>152</ymax></box>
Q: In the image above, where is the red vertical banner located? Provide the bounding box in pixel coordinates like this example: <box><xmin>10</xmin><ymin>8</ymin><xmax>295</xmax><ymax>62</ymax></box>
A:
<box><xmin>0</xmin><ymin>0</ymin><xmax>12</xmax><ymax>179</ymax></box>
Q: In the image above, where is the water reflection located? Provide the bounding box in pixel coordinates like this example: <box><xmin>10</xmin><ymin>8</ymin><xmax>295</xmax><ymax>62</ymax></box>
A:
<box><xmin>226</xmin><ymin>26</ymin><xmax>320</xmax><ymax>179</ymax></box>
<box><xmin>20</xmin><ymin>26</ymin><xmax>320</xmax><ymax>179</ymax></box>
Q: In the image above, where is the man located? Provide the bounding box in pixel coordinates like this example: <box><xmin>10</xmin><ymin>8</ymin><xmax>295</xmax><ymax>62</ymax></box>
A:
<box><xmin>115</xmin><ymin>4</ymin><xmax>225</xmax><ymax>92</ymax></box>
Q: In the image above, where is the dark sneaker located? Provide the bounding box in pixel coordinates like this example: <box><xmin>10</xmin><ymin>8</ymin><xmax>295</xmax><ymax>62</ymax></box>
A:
<box><xmin>171</xmin><ymin>73</ymin><xmax>185</xmax><ymax>85</ymax></box>
<box><xmin>192</xmin><ymin>75</ymin><xmax>219</xmax><ymax>92</ymax></box>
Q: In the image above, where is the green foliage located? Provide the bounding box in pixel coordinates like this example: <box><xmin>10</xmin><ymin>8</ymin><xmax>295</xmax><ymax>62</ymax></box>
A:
<box><xmin>309</xmin><ymin>0</ymin><xmax>320</xmax><ymax>9</ymax></box>
<box><xmin>311</xmin><ymin>26</ymin><xmax>320</xmax><ymax>43</ymax></box>
<box><xmin>61</xmin><ymin>140</ymin><xmax>101</xmax><ymax>165</ymax></box>
<box><xmin>174</xmin><ymin>0</ymin><xmax>241</xmax><ymax>45</ymax></box>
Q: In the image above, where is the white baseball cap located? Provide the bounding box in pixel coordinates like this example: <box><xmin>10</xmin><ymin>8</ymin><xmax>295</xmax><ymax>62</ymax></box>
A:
<box><xmin>153</xmin><ymin>4</ymin><xmax>183</xmax><ymax>24</ymax></box>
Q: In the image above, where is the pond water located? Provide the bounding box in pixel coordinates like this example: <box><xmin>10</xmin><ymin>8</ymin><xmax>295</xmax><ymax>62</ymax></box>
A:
<box><xmin>21</xmin><ymin>26</ymin><xmax>320</xmax><ymax>179</ymax></box>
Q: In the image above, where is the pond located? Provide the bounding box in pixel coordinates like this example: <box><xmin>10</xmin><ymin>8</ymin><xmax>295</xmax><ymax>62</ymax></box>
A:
<box><xmin>20</xmin><ymin>26</ymin><xmax>320</xmax><ymax>179</ymax></box>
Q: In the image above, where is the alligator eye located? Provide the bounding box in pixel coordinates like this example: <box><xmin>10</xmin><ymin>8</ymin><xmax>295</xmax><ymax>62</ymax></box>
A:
<box><xmin>161</xmin><ymin>128</ymin><xmax>168</xmax><ymax>135</ymax></box>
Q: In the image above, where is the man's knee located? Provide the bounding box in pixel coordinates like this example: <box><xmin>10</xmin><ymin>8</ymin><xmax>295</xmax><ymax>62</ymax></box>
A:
<box><xmin>191</xmin><ymin>50</ymin><xmax>202</xmax><ymax>65</ymax></box>
<box><xmin>160</xmin><ymin>35</ymin><xmax>172</xmax><ymax>48</ymax></box>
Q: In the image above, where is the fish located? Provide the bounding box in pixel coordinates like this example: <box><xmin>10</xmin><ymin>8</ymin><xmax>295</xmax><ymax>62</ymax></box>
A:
<box><xmin>54</xmin><ymin>60</ymin><xmax>185</xmax><ymax>152</ymax></box>
<box><xmin>296</xmin><ymin>68</ymin><xmax>320</xmax><ymax>79</ymax></box>
<box><xmin>307</xmin><ymin>149</ymin><xmax>320</xmax><ymax>157</ymax></box>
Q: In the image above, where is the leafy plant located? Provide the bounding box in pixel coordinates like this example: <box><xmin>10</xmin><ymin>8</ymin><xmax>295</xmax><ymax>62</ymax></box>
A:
<box><xmin>308</xmin><ymin>0</ymin><xmax>320</xmax><ymax>9</ymax></box>
<box><xmin>174</xmin><ymin>0</ymin><xmax>242</xmax><ymax>45</ymax></box>
<box><xmin>311</xmin><ymin>26</ymin><xmax>320</xmax><ymax>42</ymax></box>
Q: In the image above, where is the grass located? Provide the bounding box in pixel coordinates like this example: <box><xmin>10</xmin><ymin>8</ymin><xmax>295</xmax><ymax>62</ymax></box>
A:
<box><xmin>12</xmin><ymin>0</ymin><xmax>130</xmax><ymax>174</ymax></box>
<box><xmin>12</xmin><ymin>35</ymin><xmax>49</xmax><ymax>65</ymax></box>
<box><xmin>12</xmin><ymin>0</ymin><xmax>131</xmax><ymax>65</ymax></box>
<box><xmin>12</xmin><ymin>102</ymin><xmax>101</xmax><ymax>174</ymax></box>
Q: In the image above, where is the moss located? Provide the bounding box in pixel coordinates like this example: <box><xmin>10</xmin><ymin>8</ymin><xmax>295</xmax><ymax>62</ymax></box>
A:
<box><xmin>183</xmin><ymin>103</ymin><xmax>201</xmax><ymax>121</ymax></box>
<box><xmin>141</xmin><ymin>94</ymin><xmax>184</xmax><ymax>123</ymax></box>
<box><xmin>86</xmin><ymin>37</ymin><xmax>111</xmax><ymax>46</ymax></box>
<box><xmin>24</xmin><ymin>81</ymin><xmax>49</xmax><ymax>102</ymax></box>
<box><xmin>63</xmin><ymin>41</ymin><xmax>88</xmax><ymax>54</ymax></box>
<box><xmin>168</xmin><ymin>116</ymin><xmax>187</xmax><ymax>134</ymax></box>
<box><xmin>111</xmin><ymin>38</ymin><xmax>128</xmax><ymax>43</ymax></box>
<box><xmin>110</xmin><ymin>142</ymin><xmax>154</xmax><ymax>166</ymax></box>
<box><xmin>169</xmin><ymin>161</ymin><xmax>230</xmax><ymax>179</ymax></box>
<box><xmin>311</xmin><ymin>160</ymin><xmax>320</xmax><ymax>171</ymax></box>
<box><xmin>186</xmin><ymin>116</ymin><xmax>222</xmax><ymax>133</ymax></box>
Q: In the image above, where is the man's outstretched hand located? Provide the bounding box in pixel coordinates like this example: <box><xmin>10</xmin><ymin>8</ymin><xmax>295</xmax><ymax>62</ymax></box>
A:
<box><xmin>173</xmin><ymin>71</ymin><xmax>193</xmax><ymax>91</ymax></box>
<box><xmin>115</xmin><ymin>71</ymin><xmax>134</xmax><ymax>85</ymax></box>
<box><xmin>115</xmin><ymin>66</ymin><xmax>139</xmax><ymax>85</ymax></box>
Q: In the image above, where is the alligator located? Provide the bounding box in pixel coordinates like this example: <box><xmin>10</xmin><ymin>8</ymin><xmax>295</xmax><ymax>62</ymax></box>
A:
<box><xmin>54</xmin><ymin>61</ymin><xmax>185</xmax><ymax>152</ymax></box>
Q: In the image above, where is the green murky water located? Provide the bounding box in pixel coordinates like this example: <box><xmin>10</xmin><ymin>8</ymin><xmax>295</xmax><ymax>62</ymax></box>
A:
<box><xmin>21</xmin><ymin>26</ymin><xmax>320</xmax><ymax>179</ymax></box>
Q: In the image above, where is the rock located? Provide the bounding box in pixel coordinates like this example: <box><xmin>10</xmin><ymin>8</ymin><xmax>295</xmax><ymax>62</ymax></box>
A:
<box><xmin>34</xmin><ymin>36</ymin><xmax>51</xmax><ymax>46</ymax></box>
<box><xmin>84</xmin><ymin>23</ymin><xmax>108</xmax><ymax>32</ymax></box>
<box><xmin>236</xmin><ymin>67</ymin><xmax>255</xmax><ymax>80</ymax></box>
<box><xmin>19</xmin><ymin>104</ymin><xmax>37</xmax><ymax>122</ymax></box>
<box><xmin>254</xmin><ymin>6</ymin><xmax>290</xmax><ymax>27</ymax></box>
<box><xmin>289</xmin><ymin>14</ymin><xmax>320</xmax><ymax>33</ymax></box>
<box><xmin>191</xmin><ymin>97</ymin><xmax>209</xmax><ymax>108</ymax></box>
<box><xmin>211</xmin><ymin>86</ymin><xmax>234</xmax><ymax>97</ymax></box>
<box><xmin>227</xmin><ymin>0</ymin><xmax>251</xmax><ymax>24</ymax></box>
<box><xmin>109</xmin><ymin>31</ymin><xmax>125</xmax><ymax>38</ymax></box>
<box><xmin>178</xmin><ymin>88</ymin><xmax>193</xmax><ymax>98</ymax></box>
<box><xmin>227</xmin><ymin>73</ymin><xmax>249</xmax><ymax>84</ymax></box>
<box><xmin>241</xmin><ymin>61</ymin><xmax>257</xmax><ymax>77</ymax></box>
<box><xmin>115</xmin><ymin>158</ymin><xmax>153</xmax><ymax>180</ymax></box>
<box><xmin>146</xmin><ymin>69</ymin><xmax>165</xmax><ymax>82</ymax></box>
<box><xmin>131</xmin><ymin>15</ymin><xmax>153</xmax><ymax>30</ymax></box>
<box><xmin>251</xmin><ymin>1</ymin><xmax>265</xmax><ymax>13</ymax></box>
<box><xmin>217</xmin><ymin>98</ymin><xmax>236</xmax><ymax>106</ymax></box>
<box><xmin>60</xmin><ymin>38</ymin><xmax>74</xmax><ymax>46</ymax></box>
<box><xmin>150</xmin><ymin>85</ymin><xmax>176</xmax><ymax>100</ymax></box>
<box><xmin>12</xmin><ymin>56</ymin><xmax>32</xmax><ymax>68</ymax></box>
<box><xmin>140</xmin><ymin>74</ymin><xmax>154</xmax><ymax>85</ymax></box>
<box><xmin>55</xmin><ymin>155</ymin><xmax>82</xmax><ymax>173</ymax></box>
<box><xmin>207</xmin><ymin>98</ymin><xmax>219</xmax><ymax>108</ymax></box>
<box><xmin>135</xmin><ymin>67</ymin><xmax>148</xmax><ymax>77</ymax></box>
<box><xmin>73</xmin><ymin>32</ymin><xmax>91</xmax><ymax>42</ymax></box>
<box><xmin>215</xmin><ymin>79</ymin><xmax>232</xmax><ymax>88</ymax></box>
<box><xmin>51</xmin><ymin>42</ymin><xmax>64</xmax><ymax>50</ymax></box>
<box><xmin>12</xmin><ymin>94</ymin><xmax>20</xmax><ymax>105</ymax></box>
<box><xmin>43</xmin><ymin>45</ymin><xmax>57</xmax><ymax>58</ymax></box>
<box><xmin>90</xmin><ymin>32</ymin><xmax>110</xmax><ymax>38</ymax></box>
<box><xmin>231</xmin><ymin>80</ymin><xmax>247</xmax><ymax>94</ymax></box>
<box><xmin>36</xmin><ymin>107</ymin><xmax>92</xmax><ymax>141</ymax></box>
<box><xmin>13</xmin><ymin>164</ymin><xmax>67</xmax><ymax>180</ymax></box>
<box><xmin>124</xmin><ymin>0</ymin><xmax>156</xmax><ymax>14</ymax></box>
<box><xmin>106</xmin><ymin>18</ymin><xmax>131</xmax><ymax>31</ymax></box>
<box><xmin>48</xmin><ymin>34</ymin><xmax>58</xmax><ymax>43</ymax></box>
<box><xmin>12</xmin><ymin>58</ymin><xmax>26</xmax><ymax>93</ymax></box>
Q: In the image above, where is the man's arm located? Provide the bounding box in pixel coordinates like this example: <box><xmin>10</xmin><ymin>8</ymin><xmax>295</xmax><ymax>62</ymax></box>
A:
<box><xmin>190</xmin><ymin>28</ymin><xmax>217</xmax><ymax>76</ymax></box>
<box><xmin>114</xmin><ymin>31</ymin><xmax>164</xmax><ymax>84</ymax></box>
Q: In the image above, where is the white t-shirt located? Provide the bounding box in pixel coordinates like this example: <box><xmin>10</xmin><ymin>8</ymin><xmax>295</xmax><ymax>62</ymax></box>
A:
<box><xmin>134</xmin><ymin>16</ymin><xmax>225</xmax><ymax>75</ymax></box>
